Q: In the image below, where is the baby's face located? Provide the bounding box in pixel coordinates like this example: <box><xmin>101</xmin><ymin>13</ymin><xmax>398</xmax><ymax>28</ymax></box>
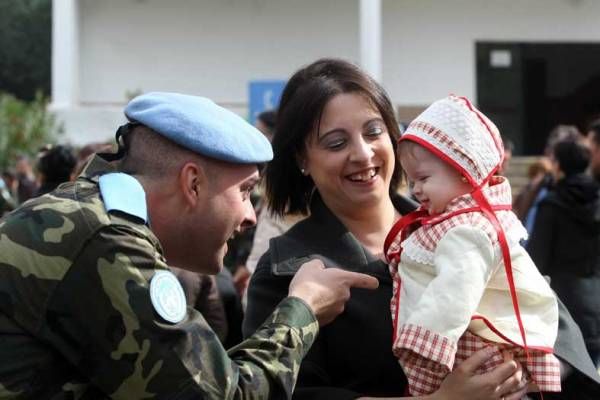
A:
<box><xmin>401</xmin><ymin>144</ymin><xmax>472</xmax><ymax>214</ymax></box>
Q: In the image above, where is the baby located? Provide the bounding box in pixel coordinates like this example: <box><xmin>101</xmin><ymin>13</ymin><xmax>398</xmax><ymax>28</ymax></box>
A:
<box><xmin>384</xmin><ymin>95</ymin><xmax>560</xmax><ymax>396</ymax></box>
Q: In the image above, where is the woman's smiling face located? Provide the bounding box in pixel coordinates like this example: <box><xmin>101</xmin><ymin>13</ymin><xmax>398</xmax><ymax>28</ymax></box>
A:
<box><xmin>301</xmin><ymin>92</ymin><xmax>395</xmax><ymax>214</ymax></box>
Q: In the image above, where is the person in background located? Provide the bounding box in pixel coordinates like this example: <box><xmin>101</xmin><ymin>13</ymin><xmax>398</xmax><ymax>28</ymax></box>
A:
<box><xmin>214</xmin><ymin>268</ymin><xmax>245</xmax><ymax>348</ymax></box>
<box><xmin>0</xmin><ymin>170</ymin><xmax>17</xmax><ymax>215</ymax></box>
<box><xmin>513</xmin><ymin>125</ymin><xmax>581</xmax><ymax>236</ymax></box>
<box><xmin>35</xmin><ymin>144</ymin><xmax>77</xmax><ymax>196</ymax></box>
<box><xmin>526</xmin><ymin>158</ymin><xmax>553</xmax><ymax>187</ymax></box>
<box><xmin>14</xmin><ymin>154</ymin><xmax>37</xmax><ymax>203</ymax></box>
<box><xmin>240</xmin><ymin>110</ymin><xmax>305</xmax><ymax>304</ymax></box>
<box><xmin>527</xmin><ymin>139</ymin><xmax>600</xmax><ymax>371</ymax></box>
<box><xmin>234</xmin><ymin>109</ymin><xmax>279</xmax><ymax>282</ymax></box>
<box><xmin>255</xmin><ymin>110</ymin><xmax>277</xmax><ymax>142</ymax></box>
<box><xmin>1</xmin><ymin>170</ymin><xmax>17</xmax><ymax>196</ymax></box>
<box><xmin>498</xmin><ymin>135</ymin><xmax>514</xmax><ymax>175</ymax></box>
<box><xmin>587</xmin><ymin>122</ymin><xmax>600</xmax><ymax>181</ymax></box>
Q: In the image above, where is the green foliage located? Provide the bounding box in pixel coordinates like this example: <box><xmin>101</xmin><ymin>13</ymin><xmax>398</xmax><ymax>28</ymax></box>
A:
<box><xmin>0</xmin><ymin>92</ymin><xmax>62</xmax><ymax>170</ymax></box>
<box><xmin>0</xmin><ymin>0</ymin><xmax>51</xmax><ymax>101</ymax></box>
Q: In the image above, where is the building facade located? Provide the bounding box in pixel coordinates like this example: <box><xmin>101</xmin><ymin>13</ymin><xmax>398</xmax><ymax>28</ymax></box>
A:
<box><xmin>52</xmin><ymin>0</ymin><xmax>600</xmax><ymax>150</ymax></box>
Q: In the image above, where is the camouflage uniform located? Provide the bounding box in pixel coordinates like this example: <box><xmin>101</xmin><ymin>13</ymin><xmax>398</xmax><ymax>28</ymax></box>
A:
<box><xmin>0</xmin><ymin>155</ymin><xmax>318</xmax><ymax>399</ymax></box>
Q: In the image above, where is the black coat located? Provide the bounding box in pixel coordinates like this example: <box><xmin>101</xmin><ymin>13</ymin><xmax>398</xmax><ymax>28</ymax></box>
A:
<box><xmin>528</xmin><ymin>173</ymin><xmax>600</xmax><ymax>356</ymax></box>
<box><xmin>245</xmin><ymin>192</ymin><xmax>600</xmax><ymax>399</ymax></box>
<box><xmin>244</xmin><ymin>193</ymin><xmax>416</xmax><ymax>399</ymax></box>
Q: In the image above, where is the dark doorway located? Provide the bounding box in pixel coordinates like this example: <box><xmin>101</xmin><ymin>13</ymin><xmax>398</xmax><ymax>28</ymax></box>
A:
<box><xmin>477</xmin><ymin>42</ymin><xmax>600</xmax><ymax>155</ymax></box>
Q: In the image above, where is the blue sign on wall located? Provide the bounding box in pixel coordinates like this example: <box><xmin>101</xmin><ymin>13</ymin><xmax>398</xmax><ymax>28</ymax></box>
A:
<box><xmin>248</xmin><ymin>80</ymin><xmax>286</xmax><ymax>125</ymax></box>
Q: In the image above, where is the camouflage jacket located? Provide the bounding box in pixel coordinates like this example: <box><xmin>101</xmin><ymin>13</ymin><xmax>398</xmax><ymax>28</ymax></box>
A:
<box><xmin>0</xmin><ymin>155</ymin><xmax>318</xmax><ymax>399</ymax></box>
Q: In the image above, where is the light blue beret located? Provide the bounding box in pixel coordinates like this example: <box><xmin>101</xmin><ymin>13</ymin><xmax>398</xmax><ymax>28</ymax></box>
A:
<box><xmin>124</xmin><ymin>92</ymin><xmax>273</xmax><ymax>164</ymax></box>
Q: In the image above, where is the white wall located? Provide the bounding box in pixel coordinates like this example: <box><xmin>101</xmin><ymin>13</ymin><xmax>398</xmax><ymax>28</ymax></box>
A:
<box><xmin>79</xmin><ymin>0</ymin><xmax>359</xmax><ymax>105</ymax></box>
<box><xmin>382</xmin><ymin>0</ymin><xmax>600</xmax><ymax>106</ymax></box>
<box><xmin>55</xmin><ymin>0</ymin><xmax>600</xmax><ymax>144</ymax></box>
<box><xmin>59</xmin><ymin>0</ymin><xmax>361</xmax><ymax>145</ymax></box>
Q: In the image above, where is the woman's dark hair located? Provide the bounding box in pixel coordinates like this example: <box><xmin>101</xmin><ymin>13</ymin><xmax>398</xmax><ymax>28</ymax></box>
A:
<box><xmin>553</xmin><ymin>140</ymin><xmax>590</xmax><ymax>177</ymax></box>
<box><xmin>266</xmin><ymin>58</ymin><xmax>402</xmax><ymax>216</ymax></box>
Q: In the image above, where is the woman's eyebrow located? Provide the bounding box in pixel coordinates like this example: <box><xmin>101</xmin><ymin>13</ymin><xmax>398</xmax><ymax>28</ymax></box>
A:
<box><xmin>363</xmin><ymin>117</ymin><xmax>385</xmax><ymax>128</ymax></box>
<box><xmin>316</xmin><ymin>117</ymin><xmax>385</xmax><ymax>142</ymax></box>
<box><xmin>317</xmin><ymin>127</ymin><xmax>346</xmax><ymax>142</ymax></box>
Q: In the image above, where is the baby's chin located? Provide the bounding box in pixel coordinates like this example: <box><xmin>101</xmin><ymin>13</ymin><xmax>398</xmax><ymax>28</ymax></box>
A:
<box><xmin>428</xmin><ymin>203</ymin><xmax>450</xmax><ymax>215</ymax></box>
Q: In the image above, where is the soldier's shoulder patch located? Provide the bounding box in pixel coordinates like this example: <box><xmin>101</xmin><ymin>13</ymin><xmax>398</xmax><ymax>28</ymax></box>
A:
<box><xmin>99</xmin><ymin>173</ymin><xmax>147</xmax><ymax>223</ymax></box>
<box><xmin>150</xmin><ymin>270</ymin><xmax>187</xmax><ymax>323</ymax></box>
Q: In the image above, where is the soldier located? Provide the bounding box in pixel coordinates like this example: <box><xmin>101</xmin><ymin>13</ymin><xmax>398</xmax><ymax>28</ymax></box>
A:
<box><xmin>0</xmin><ymin>92</ymin><xmax>378</xmax><ymax>399</ymax></box>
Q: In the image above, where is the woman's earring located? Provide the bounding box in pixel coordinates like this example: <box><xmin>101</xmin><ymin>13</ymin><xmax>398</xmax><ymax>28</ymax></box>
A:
<box><xmin>300</xmin><ymin>168</ymin><xmax>306</xmax><ymax>175</ymax></box>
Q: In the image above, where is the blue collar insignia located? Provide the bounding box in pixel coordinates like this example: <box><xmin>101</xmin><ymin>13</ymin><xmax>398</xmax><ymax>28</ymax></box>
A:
<box><xmin>99</xmin><ymin>173</ymin><xmax>148</xmax><ymax>223</ymax></box>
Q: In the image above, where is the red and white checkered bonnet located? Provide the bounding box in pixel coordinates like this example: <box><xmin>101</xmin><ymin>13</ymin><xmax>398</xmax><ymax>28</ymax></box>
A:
<box><xmin>401</xmin><ymin>95</ymin><xmax>504</xmax><ymax>187</ymax></box>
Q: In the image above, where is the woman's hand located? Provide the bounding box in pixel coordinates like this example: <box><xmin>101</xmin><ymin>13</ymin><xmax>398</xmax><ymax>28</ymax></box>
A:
<box><xmin>357</xmin><ymin>348</ymin><xmax>528</xmax><ymax>400</ymax></box>
<box><xmin>432</xmin><ymin>348</ymin><xmax>528</xmax><ymax>400</ymax></box>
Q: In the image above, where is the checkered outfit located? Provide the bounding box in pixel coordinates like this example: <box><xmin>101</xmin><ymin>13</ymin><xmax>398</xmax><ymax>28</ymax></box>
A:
<box><xmin>387</xmin><ymin>185</ymin><xmax>562</xmax><ymax>394</ymax></box>
<box><xmin>388</xmin><ymin>177</ymin><xmax>523</xmax><ymax>325</ymax></box>
<box><xmin>394</xmin><ymin>325</ymin><xmax>561</xmax><ymax>396</ymax></box>
<box><xmin>387</xmin><ymin>96</ymin><xmax>561</xmax><ymax>396</ymax></box>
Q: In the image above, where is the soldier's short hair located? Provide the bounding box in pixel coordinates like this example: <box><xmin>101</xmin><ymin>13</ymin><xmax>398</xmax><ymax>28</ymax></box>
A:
<box><xmin>119</xmin><ymin>125</ymin><xmax>200</xmax><ymax>179</ymax></box>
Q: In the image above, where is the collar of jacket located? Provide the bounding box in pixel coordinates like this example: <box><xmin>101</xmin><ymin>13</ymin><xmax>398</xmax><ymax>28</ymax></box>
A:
<box><xmin>269</xmin><ymin>191</ymin><xmax>418</xmax><ymax>277</ymax></box>
<box><xmin>79</xmin><ymin>153</ymin><xmax>119</xmax><ymax>183</ymax></box>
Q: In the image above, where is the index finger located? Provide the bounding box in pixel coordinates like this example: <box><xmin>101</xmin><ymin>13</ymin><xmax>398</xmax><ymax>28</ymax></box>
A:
<box><xmin>337</xmin><ymin>270</ymin><xmax>379</xmax><ymax>290</ymax></box>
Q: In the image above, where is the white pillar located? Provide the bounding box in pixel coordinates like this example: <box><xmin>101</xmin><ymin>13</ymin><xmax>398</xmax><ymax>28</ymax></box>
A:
<box><xmin>51</xmin><ymin>0</ymin><xmax>79</xmax><ymax>108</ymax></box>
<box><xmin>359</xmin><ymin>0</ymin><xmax>382</xmax><ymax>82</ymax></box>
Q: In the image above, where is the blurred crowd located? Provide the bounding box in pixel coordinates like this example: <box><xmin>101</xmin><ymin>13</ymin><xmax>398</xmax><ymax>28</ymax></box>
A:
<box><xmin>513</xmin><ymin>122</ymin><xmax>600</xmax><ymax>368</ymax></box>
<box><xmin>0</xmin><ymin>142</ymin><xmax>113</xmax><ymax>216</ymax></box>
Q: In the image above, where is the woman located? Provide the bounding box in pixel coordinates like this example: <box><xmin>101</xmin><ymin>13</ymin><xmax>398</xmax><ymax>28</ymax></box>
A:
<box><xmin>243</xmin><ymin>58</ymin><xmax>523</xmax><ymax>400</ymax></box>
<box><xmin>243</xmin><ymin>59</ymin><xmax>599</xmax><ymax>399</ymax></box>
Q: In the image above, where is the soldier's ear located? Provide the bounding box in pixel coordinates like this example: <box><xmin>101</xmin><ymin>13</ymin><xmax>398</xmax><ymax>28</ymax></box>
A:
<box><xmin>179</xmin><ymin>161</ymin><xmax>208</xmax><ymax>207</ymax></box>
